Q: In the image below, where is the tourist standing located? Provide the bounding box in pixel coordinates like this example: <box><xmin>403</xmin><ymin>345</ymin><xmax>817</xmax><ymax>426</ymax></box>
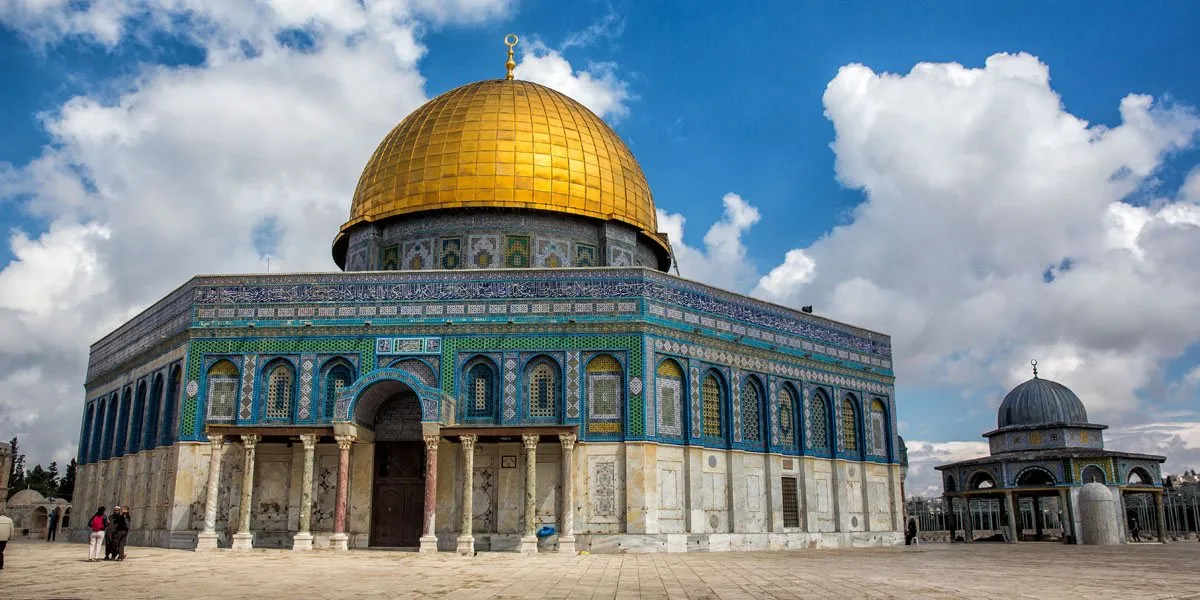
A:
<box><xmin>1129</xmin><ymin>517</ymin><xmax>1141</xmax><ymax>542</ymax></box>
<box><xmin>114</xmin><ymin>506</ymin><xmax>131</xmax><ymax>560</ymax></box>
<box><xmin>47</xmin><ymin>507</ymin><xmax>59</xmax><ymax>541</ymax></box>
<box><xmin>104</xmin><ymin>506</ymin><xmax>120</xmax><ymax>560</ymax></box>
<box><xmin>87</xmin><ymin>506</ymin><xmax>107</xmax><ymax>562</ymax></box>
<box><xmin>0</xmin><ymin>508</ymin><xmax>13</xmax><ymax>571</ymax></box>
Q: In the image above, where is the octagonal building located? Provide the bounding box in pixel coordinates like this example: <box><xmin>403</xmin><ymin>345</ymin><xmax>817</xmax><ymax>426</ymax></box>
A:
<box><xmin>69</xmin><ymin>48</ymin><xmax>903</xmax><ymax>554</ymax></box>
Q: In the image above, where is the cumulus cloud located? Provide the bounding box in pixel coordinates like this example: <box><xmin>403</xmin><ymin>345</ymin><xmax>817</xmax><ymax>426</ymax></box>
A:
<box><xmin>514</xmin><ymin>40</ymin><xmax>632</xmax><ymax>121</ymax></box>
<box><xmin>903</xmin><ymin>440</ymin><xmax>989</xmax><ymax>497</ymax></box>
<box><xmin>0</xmin><ymin>1</ymin><xmax>641</xmax><ymax>466</ymax></box>
<box><xmin>657</xmin><ymin>193</ymin><xmax>761</xmax><ymax>292</ymax></box>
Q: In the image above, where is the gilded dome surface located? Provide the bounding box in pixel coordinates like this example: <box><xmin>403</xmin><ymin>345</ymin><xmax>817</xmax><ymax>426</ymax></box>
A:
<box><xmin>339</xmin><ymin>79</ymin><xmax>660</xmax><ymax>245</ymax></box>
<box><xmin>996</xmin><ymin>376</ymin><xmax>1089</xmax><ymax>429</ymax></box>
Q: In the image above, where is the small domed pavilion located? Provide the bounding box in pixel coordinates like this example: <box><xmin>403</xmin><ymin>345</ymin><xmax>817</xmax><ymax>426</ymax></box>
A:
<box><xmin>936</xmin><ymin>361</ymin><xmax>1167</xmax><ymax>544</ymax></box>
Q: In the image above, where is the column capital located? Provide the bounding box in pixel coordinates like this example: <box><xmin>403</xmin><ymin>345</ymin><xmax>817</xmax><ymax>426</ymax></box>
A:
<box><xmin>334</xmin><ymin>435</ymin><xmax>356</xmax><ymax>450</ymax></box>
<box><xmin>522</xmin><ymin>433</ymin><xmax>540</xmax><ymax>450</ymax></box>
<box><xmin>460</xmin><ymin>434</ymin><xmax>478</xmax><ymax>450</ymax></box>
<box><xmin>206</xmin><ymin>433</ymin><xmax>225</xmax><ymax>448</ymax></box>
<box><xmin>299</xmin><ymin>433</ymin><xmax>318</xmax><ymax>450</ymax></box>
<box><xmin>423</xmin><ymin>434</ymin><xmax>441</xmax><ymax>449</ymax></box>
<box><xmin>241</xmin><ymin>434</ymin><xmax>261</xmax><ymax>450</ymax></box>
<box><xmin>559</xmin><ymin>433</ymin><xmax>577</xmax><ymax>451</ymax></box>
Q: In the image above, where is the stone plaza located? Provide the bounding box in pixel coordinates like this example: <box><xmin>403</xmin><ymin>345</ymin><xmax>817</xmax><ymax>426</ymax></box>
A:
<box><xmin>2</xmin><ymin>539</ymin><xmax>1197</xmax><ymax>599</ymax></box>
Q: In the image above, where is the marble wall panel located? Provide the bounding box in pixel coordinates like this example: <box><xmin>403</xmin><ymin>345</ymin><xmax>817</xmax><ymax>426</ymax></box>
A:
<box><xmin>535</xmin><ymin>447</ymin><xmax>560</xmax><ymax>526</ymax></box>
<box><xmin>582</xmin><ymin>444</ymin><xmax>625</xmax><ymax>534</ymax></box>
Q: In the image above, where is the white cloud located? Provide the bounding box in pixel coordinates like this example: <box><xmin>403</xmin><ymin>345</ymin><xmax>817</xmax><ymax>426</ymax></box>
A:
<box><xmin>903</xmin><ymin>440</ymin><xmax>989</xmax><ymax>497</ymax></box>
<box><xmin>514</xmin><ymin>40</ymin><xmax>632</xmax><ymax>121</ymax></box>
<box><xmin>658</xmin><ymin>192</ymin><xmax>761</xmax><ymax>292</ymax></box>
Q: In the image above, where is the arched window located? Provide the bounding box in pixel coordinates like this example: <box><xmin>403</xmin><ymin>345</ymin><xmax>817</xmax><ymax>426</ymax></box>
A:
<box><xmin>462</xmin><ymin>357</ymin><xmax>498</xmax><ymax>422</ymax></box>
<box><xmin>206</xmin><ymin>360</ymin><xmax>239</xmax><ymax>421</ymax></box>
<box><xmin>779</xmin><ymin>385</ymin><xmax>797</xmax><ymax>446</ymax></box>
<box><xmin>80</xmin><ymin>402</ymin><xmax>95</xmax><ymax>464</ymax></box>
<box><xmin>841</xmin><ymin>395</ymin><xmax>859</xmax><ymax>453</ymax></box>
<box><xmin>656</xmin><ymin>359</ymin><xmax>684</xmax><ymax>437</ymax></box>
<box><xmin>263</xmin><ymin>361</ymin><xmax>295</xmax><ymax>420</ymax></box>
<box><xmin>130</xmin><ymin>381</ymin><xmax>146</xmax><ymax>454</ymax></box>
<box><xmin>114</xmin><ymin>388</ymin><xmax>132</xmax><ymax>458</ymax></box>
<box><xmin>160</xmin><ymin>366</ymin><xmax>181</xmax><ymax>446</ymax></box>
<box><xmin>527</xmin><ymin>358</ymin><xmax>560</xmax><ymax>419</ymax></box>
<box><xmin>322</xmin><ymin>361</ymin><xmax>355</xmax><ymax>420</ymax></box>
<box><xmin>144</xmin><ymin>374</ymin><xmax>163</xmax><ymax>450</ymax></box>
<box><xmin>701</xmin><ymin>374</ymin><xmax>723</xmax><ymax>439</ymax></box>
<box><xmin>586</xmin><ymin>354</ymin><xmax>623</xmax><ymax>434</ymax></box>
<box><xmin>741</xmin><ymin>376</ymin><xmax>764</xmax><ymax>443</ymax></box>
<box><xmin>1127</xmin><ymin>467</ymin><xmax>1153</xmax><ymax>485</ymax></box>
<box><xmin>92</xmin><ymin>397</ymin><xmax>109</xmax><ymax>462</ymax></box>
<box><xmin>1081</xmin><ymin>465</ymin><xmax>1106</xmax><ymax>485</ymax></box>
<box><xmin>808</xmin><ymin>390</ymin><xmax>830</xmax><ymax>451</ymax></box>
<box><xmin>869</xmin><ymin>399</ymin><xmax>889</xmax><ymax>458</ymax></box>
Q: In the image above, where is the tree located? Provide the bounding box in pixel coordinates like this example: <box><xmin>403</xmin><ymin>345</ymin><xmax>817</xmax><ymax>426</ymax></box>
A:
<box><xmin>58</xmin><ymin>459</ymin><xmax>76</xmax><ymax>500</ymax></box>
<box><xmin>24</xmin><ymin>464</ymin><xmax>58</xmax><ymax>499</ymax></box>
<box><xmin>7</xmin><ymin>436</ymin><xmax>25</xmax><ymax>499</ymax></box>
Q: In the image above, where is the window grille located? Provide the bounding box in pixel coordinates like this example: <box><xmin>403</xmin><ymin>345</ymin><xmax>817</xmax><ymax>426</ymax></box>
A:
<box><xmin>742</xmin><ymin>378</ymin><xmax>761</xmax><ymax>441</ymax></box>
<box><xmin>464</xmin><ymin>360</ymin><xmax>496</xmax><ymax>419</ymax></box>
<box><xmin>809</xmin><ymin>392</ymin><xmax>829</xmax><ymax>450</ymax></box>
<box><xmin>702</xmin><ymin>375</ymin><xmax>722</xmax><ymax>438</ymax></box>
<box><xmin>528</xmin><ymin>361</ymin><xmax>557</xmax><ymax>418</ymax></box>
<box><xmin>842</xmin><ymin>397</ymin><xmax>858</xmax><ymax>452</ymax></box>
<box><xmin>782</xmin><ymin>476</ymin><xmax>801</xmax><ymax>528</ymax></box>
<box><xmin>325</xmin><ymin>364</ymin><xmax>352</xmax><ymax>419</ymax></box>
<box><xmin>869</xmin><ymin>399</ymin><xmax>887</xmax><ymax>456</ymax></box>
<box><xmin>206</xmin><ymin>360</ymin><xmax>239</xmax><ymax>421</ymax></box>
<box><xmin>779</xmin><ymin>387</ymin><xmax>795</xmax><ymax>445</ymax></box>
<box><xmin>587</xmin><ymin>355</ymin><xmax>622</xmax><ymax>431</ymax></box>
<box><xmin>656</xmin><ymin>360</ymin><xmax>684</xmax><ymax>434</ymax></box>
<box><xmin>266</xmin><ymin>364</ymin><xmax>293</xmax><ymax>419</ymax></box>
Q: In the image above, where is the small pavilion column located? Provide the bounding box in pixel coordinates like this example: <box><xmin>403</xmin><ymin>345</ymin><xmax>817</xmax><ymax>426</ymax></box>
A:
<box><xmin>1154</xmin><ymin>491</ymin><xmax>1168</xmax><ymax>543</ymax></box>
<box><xmin>457</xmin><ymin>434</ymin><xmax>478</xmax><ymax>556</ymax></box>
<box><xmin>1003</xmin><ymin>491</ymin><xmax>1019</xmax><ymax>543</ymax></box>
<box><xmin>419</xmin><ymin>434</ymin><xmax>440</xmax><ymax>555</ymax></box>
<box><xmin>195</xmin><ymin>434</ymin><xmax>225</xmax><ymax>551</ymax></box>
<box><xmin>963</xmin><ymin>497</ymin><xmax>974</xmax><ymax>543</ymax></box>
<box><xmin>558</xmin><ymin>433</ymin><xmax>577</xmax><ymax>554</ymax></box>
<box><xmin>330</xmin><ymin>434</ymin><xmax>355</xmax><ymax>551</ymax></box>
<box><xmin>1033</xmin><ymin>496</ymin><xmax>1045</xmax><ymax>540</ymax></box>
<box><xmin>292</xmin><ymin>434</ymin><xmax>318</xmax><ymax>551</ymax></box>
<box><xmin>230</xmin><ymin>434</ymin><xmax>260</xmax><ymax>551</ymax></box>
<box><xmin>1057</xmin><ymin>487</ymin><xmax>1072</xmax><ymax>544</ymax></box>
<box><xmin>520</xmin><ymin>434</ymin><xmax>540</xmax><ymax>555</ymax></box>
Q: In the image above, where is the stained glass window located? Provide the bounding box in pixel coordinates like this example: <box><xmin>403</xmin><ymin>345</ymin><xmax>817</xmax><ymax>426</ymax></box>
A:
<box><xmin>742</xmin><ymin>377</ymin><xmax>762</xmax><ymax>442</ymax></box>
<box><xmin>265</xmin><ymin>363</ymin><xmax>294</xmax><ymax>419</ymax></box>
<box><xmin>527</xmin><ymin>359</ymin><xmax>558</xmax><ymax>418</ymax></box>
<box><xmin>324</xmin><ymin>363</ymin><xmax>353</xmax><ymax>420</ymax></box>
<box><xmin>841</xmin><ymin>396</ymin><xmax>858</xmax><ymax>452</ymax></box>
<box><xmin>809</xmin><ymin>391</ymin><xmax>829</xmax><ymax>450</ymax></box>
<box><xmin>206</xmin><ymin>360</ymin><xmax>238</xmax><ymax>421</ymax></box>
<box><xmin>702</xmin><ymin>374</ymin><xmax>722</xmax><ymax>439</ymax></box>
<box><xmin>869</xmin><ymin>399</ymin><xmax>887</xmax><ymax>457</ymax></box>
<box><xmin>779</xmin><ymin>386</ymin><xmax>796</xmax><ymax>446</ymax></box>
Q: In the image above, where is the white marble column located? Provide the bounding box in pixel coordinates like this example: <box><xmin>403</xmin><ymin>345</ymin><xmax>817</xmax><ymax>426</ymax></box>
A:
<box><xmin>1004</xmin><ymin>491</ymin><xmax>1019</xmax><ymax>543</ymax></box>
<box><xmin>195</xmin><ymin>434</ymin><xmax>225</xmax><ymax>551</ymax></box>
<box><xmin>457</xmin><ymin>434</ymin><xmax>478</xmax><ymax>556</ymax></box>
<box><xmin>292</xmin><ymin>434</ymin><xmax>318</xmax><ymax>551</ymax></box>
<box><xmin>520</xmin><ymin>434</ymin><xmax>540</xmax><ymax>555</ymax></box>
<box><xmin>330</xmin><ymin>435</ymin><xmax>355</xmax><ymax>551</ymax></box>
<box><xmin>230</xmin><ymin>434</ymin><xmax>260</xmax><ymax>551</ymax></box>
<box><xmin>558</xmin><ymin>433</ymin><xmax>577</xmax><ymax>554</ymax></box>
<box><xmin>419</xmin><ymin>434</ymin><xmax>440</xmax><ymax>555</ymax></box>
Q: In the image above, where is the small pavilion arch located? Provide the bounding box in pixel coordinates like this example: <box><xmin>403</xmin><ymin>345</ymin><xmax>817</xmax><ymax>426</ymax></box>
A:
<box><xmin>944</xmin><ymin>474</ymin><xmax>957</xmax><ymax>493</ymax></box>
<box><xmin>1126</xmin><ymin>466</ymin><xmax>1154</xmax><ymax>485</ymax></box>
<box><xmin>967</xmin><ymin>469</ymin><xmax>997</xmax><ymax>490</ymax></box>
<box><xmin>1015</xmin><ymin>465</ymin><xmax>1056</xmax><ymax>487</ymax></box>
<box><xmin>339</xmin><ymin>368</ymin><xmax>443</xmax><ymax>425</ymax></box>
<box><xmin>1080</xmin><ymin>465</ymin><xmax>1107</xmax><ymax>484</ymax></box>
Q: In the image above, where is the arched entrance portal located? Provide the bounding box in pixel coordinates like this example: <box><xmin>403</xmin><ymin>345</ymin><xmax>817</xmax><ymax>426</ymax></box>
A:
<box><xmin>359</xmin><ymin>380</ymin><xmax>426</xmax><ymax>547</ymax></box>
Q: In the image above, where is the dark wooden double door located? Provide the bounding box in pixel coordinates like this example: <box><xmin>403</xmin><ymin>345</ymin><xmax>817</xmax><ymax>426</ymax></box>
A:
<box><xmin>371</xmin><ymin>442</ymin><xmax>425</xmax><ymax>547</ymax></box>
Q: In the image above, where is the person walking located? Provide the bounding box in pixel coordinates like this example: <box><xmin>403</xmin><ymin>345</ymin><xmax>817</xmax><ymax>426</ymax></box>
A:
<box><xmin>0</xmin><ymin>507</ymin><xmax>13</xmax><ymax>571</ymax></box>
<box><xmin>113</xmin><ymin>506</ymin><xmax>131</xmax><ymax>561</ymax></box>
<box><xmin>87</xmin><ymin>507</ymin><xmax>108</xmax><ymax>562</ymax></box>
<box><xmin>47</xmin><ymin>507</ymin><xmax>60</xmax><ymax>542</ymax></box>
<box><xmin>104</xmin><ymin>506</ymin><xmax>120</xmax><ymax>560</ymax></box>
<box><xmin>1130</xmin><ymin>517</ymin><xmax>1141</xmax><ymax>542</ymax></box>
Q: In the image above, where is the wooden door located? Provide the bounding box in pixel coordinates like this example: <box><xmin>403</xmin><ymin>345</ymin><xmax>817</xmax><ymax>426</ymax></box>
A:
<box><xmin>371</xmin><ymin>442</ymin><xmax>425</xmax><ymax>547</ymax></box>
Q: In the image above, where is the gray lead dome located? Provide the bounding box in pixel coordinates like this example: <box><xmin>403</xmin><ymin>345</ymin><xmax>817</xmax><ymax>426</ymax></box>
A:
<box><xmin>997</xmin><ymin>376</ymin><xmax>1088</xmax><ymax>428</ymax></box>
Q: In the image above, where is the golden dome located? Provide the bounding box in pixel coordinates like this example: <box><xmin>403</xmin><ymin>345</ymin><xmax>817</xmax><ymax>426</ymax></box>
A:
<box><xmin>337</xmin><ymin>79</ymin><xmax>662</xmax><ymax>253</ymax></box>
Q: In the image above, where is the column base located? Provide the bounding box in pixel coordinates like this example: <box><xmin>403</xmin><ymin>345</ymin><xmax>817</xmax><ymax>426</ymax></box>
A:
<box><xmin>195</xmin><ymin>531</ymin><xmax>221</xmax><ymax>551</ymax></box>
<box><xmin>519</xmin><ymin>535</ymin><xmax>538</xmax><ymax>555</ymax></box>
<box><xmin>292</xmin><ymin>532</ymin><xmax>314</xmax><ymax>551</ymax></box>
<box><xmin>456</xmin><ymin>534</ymin><xmax>475</xmax><ymax>556</ymax></box>
<box><xmin>230</xmin><ymin>532</ymin><xmax>254</xmax><ymax>551</ymax></box>
<box><xmin>419</xmin><ymin>535</ymin><xmax>439</xmax><ymax>555</ymax></box>
<box><xmin>558</xmin><ymin>535</ymin><xmax>576</xmax><ymax>554</ymax></box>
<box><xmin>329</xmin><ymin>532</ymin><xmax>349</xmax><ymax>551</ymax></box>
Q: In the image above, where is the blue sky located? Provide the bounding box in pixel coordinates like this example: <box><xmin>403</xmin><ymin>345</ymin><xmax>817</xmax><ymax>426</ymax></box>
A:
<box><xmin>2</xmin><ymin>1</ymin><xmax>1199</xmax><ymax>494</ymax></box>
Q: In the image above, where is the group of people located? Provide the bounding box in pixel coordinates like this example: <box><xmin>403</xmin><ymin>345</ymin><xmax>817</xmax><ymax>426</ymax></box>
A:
<box><xmin>86</xmin><ymin>505</ymin><xmax>132</xmax><ymax>562</ymax></box>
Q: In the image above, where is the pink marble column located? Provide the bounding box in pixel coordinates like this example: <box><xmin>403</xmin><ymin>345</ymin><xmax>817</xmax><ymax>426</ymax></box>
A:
<box><xmin>419</xmin><ymin>434</ymin><xmax>440</xmax><ymax>555</ymax></box>
<box><xmin>330</xmin><ymin>434</ymin><xmax>355</xmax><ymax>551</ymax></box>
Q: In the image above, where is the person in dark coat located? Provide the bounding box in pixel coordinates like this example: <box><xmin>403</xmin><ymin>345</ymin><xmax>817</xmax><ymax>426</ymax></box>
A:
<box><xmin>906</xmin><ymin>517</ymin><xmax>918</xmax><ymax>545</ymax></box>
<box><xmin>104</xmin><ymin>506</ymin><xmax>121</xmax><ymax>560</ymax></box>
<box><xmin>47</xmin><ymin>507</ymin><xmax>60</xmax><ymax>541</ymax></box>
<box><xmin>113</xmin><ymin>506</ymin><xmax>131</xmax><ymax>560</ymax></box>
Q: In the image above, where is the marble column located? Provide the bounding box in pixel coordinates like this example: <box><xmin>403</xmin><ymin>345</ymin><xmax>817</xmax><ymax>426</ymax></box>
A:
<box><xmin>520</xmin><ymin>434</ymin><xmax>540</xmax><ymax>555</ymax></box>
<box><xmin>963</xmin><ymin>497</ymin><xmax>974</xmax><ymax>543</ymax></box>
<box><xmin>558</xmin><ymin>433</ymin><xmax>577</xmax><ymax>554</ymax></box>
<box><xmin>195</xmin><ymin>434</ymin><xmax>225</xmax><ymax>551</ymax></box>
<box><xmin>330</xmin><ymin>435</ymin><xmax>355</xmax><ymax>551</ymax></box>
<box><xmin>1154</xmin><ymin>491</ymin><xmax>1168</xmax><ymax>543</ymax></box>
<box><xmin>419</xmin><ymin>434</ymin><xmax>440</xmax><ymax>555</ymax></box>
<box><xmin>1058</xmin><ymin>488</ymin><xmax>1072</xmax><ymax>544</ymax></box>
<box><xmin>1004</xmin><ymin>491</ymin><xmax>1019</xmax><ymax>543</ymax></box>
<box><xmin>230</xmin><ymin>435</ymin><xmax>260</xmax><ymax>551</ymax></box>
<box><xmin>292</xmin><ymin>434</ymin><xmax>318</xmax><ymax>551</ymax></box>
<box><xmin>457</xmin><ymin>435</ymin><xmax>478</xmax><ymax>556</ymax></box>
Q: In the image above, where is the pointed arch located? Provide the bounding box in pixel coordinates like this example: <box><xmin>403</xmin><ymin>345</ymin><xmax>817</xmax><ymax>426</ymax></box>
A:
<box><xmin>841</xmin><ymin>393</ymin><xmax>860</xmax><ymax>454</ymax></box>
<box><xmin>526</xmin><ymin>354</ymin><xmax>562</xmax><ymax>421</ymax></box>
<box><xmin>160</xmin><ymin>365</ymin><xmax>181</xmax><ymax>446</ymax></box>
<box><xmin>114</xmin><ymin>387</ymin><xmax>132</xmax><ymax>458</ymax></box>
<box><xmin>586</xmin><ymin>354</ymin><xmax>623</xmax><ymax>435</ymax></box>
<box><xmin>145</xmin><ymin>373</ymin><xmax>163</xmax><ymax>450</ymax></box>
<box><xmin>655</xmin><ymin>358</ymin><xmax>685</xmax><ymax>438</ymax></box>
<box><xmin>320</xmin><ymin>358</ymin><xmax>357</xmax><ymax>421</ymax></box>
<box><xmin>80</xmin><ymin>401</ymin><xmax>96</xmax><ymax>464</ymax></box>
<box><xmin>868</xmin><ymin>398</ymin><xmax>890</xmax><ymax>459</ymax></box>
<box><xmin>701</xmin><ymin>370</ymin><xmax>726</xmax><ymax>441</ymax></box>
<box><xmin>261</xmin><ymin>358</ymin><xmax>297</xmax><ymax>421</ymax></box>
<box><xmin>205</xmin><ymin>359</ymin><xmax>239</xmax><ymax>422</ymax></box>
<box><xmin>741</xmin><ymin>374</ymin><xmax>766</xmax><ymax>444</ymax></box>
<box><xmin>462</xmin><ymin>355</ymin><xmax>499</xmax><ymax>423</ymax></box>
<box><xmin>779</xmin><ymin>382</ymin><xmax>800</xmax><ymax>448</ymax></box>
<box><xmin>130</xmin><ymin>380</ymin><xmax>147</xmax><ymax>454</ymax></box>
<box><xmin>807</xmin><ymin>388</ymin><xmax>832</xmax><ymax>452</ymax></box>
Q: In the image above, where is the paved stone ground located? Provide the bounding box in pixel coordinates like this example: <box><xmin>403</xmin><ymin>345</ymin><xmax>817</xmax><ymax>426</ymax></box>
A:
<box><xmin>2</xmin><ymin>540</ymin><xmax>1198</xmax><ymax>599</ymax></box>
